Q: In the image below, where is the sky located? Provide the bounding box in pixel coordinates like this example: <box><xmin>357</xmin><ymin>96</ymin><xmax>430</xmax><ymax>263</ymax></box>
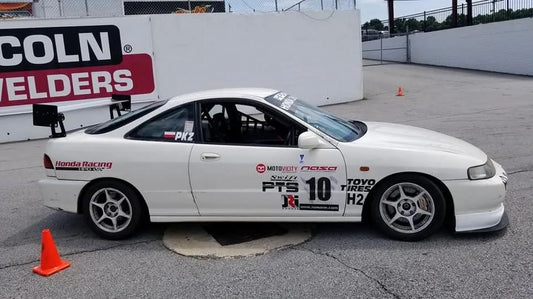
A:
<box><xmin>225</xmin><ymin>0</ymin><xmax>474</xmax><ymax>23</ymax></box>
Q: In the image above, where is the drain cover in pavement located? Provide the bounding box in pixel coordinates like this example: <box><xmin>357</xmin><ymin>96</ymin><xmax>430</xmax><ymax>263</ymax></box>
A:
<box><xmin>163</xmin><ymin>223</ymin><xmax>312</xmax><ymax>258</ymax></box>
<box><xmin>203</xmin><ymin>223</ymin><xmax>288</xmax><ymax>246</ymax></box>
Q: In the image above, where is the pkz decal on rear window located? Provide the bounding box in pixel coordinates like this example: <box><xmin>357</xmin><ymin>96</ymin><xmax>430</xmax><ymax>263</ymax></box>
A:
<box><xmin>163</xmin><ymin>131</ymin><xmax>194</xmax><ymax>141</ymax></box>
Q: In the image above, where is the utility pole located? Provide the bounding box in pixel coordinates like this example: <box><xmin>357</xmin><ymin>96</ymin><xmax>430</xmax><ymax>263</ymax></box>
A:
<box><xmin>452</xmin><ymin>0</ymin><xmax>458</xmax><ymax>27</ymax></box>
<box><xmin>466</xmin><ymin>0</ymin><xmax>473</xmax><ymax>26</ymax></box>
<box><xmin>387</xmin><ymin>0</ymin><xmax>394</xmax><ymax>34</ymax></box>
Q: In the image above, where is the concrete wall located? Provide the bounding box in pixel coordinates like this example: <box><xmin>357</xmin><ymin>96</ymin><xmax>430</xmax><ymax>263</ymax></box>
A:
<box><xmin>362</xmin><ymin>35</ymin><xmax>407</xmax><ymax>62</ymax></box>
<box><xmin>151</xmin><ymin>11</ymin><xmax>363</xmax><ymax>105</ymax></box>
<box><xmin>362</xmin><ymin>18</ymin><xmax>533</xmax><ymax>76</ymax></box>
<box><xmin>410</xmin><ymin>18</ymin><xmax>533</xmax><ymax>76</ymax></box>
<box><xmin>0</xmin><ymin>10</ymin><xmax>363</xmax><ymax>143</ymax></box>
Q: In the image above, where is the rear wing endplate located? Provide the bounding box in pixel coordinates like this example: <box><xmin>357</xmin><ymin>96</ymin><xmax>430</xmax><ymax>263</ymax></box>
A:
<box><xmin>33</xmin><ymin>94</ymin><xmax>131</xmax><ymax>138</ymax></box>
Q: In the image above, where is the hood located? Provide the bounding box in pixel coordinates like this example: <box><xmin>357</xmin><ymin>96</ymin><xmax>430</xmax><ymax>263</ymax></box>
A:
<box><xmin>360</xmin><ymin>122</ymin><xmax>487</xmax><ymax>162</ymax></box>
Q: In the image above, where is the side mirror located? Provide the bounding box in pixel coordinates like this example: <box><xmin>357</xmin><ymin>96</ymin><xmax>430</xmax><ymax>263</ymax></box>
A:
<box><xmin>298</xmin><ymin>131</ymin><xmax>321</xmax><ymax>149</ymax></box>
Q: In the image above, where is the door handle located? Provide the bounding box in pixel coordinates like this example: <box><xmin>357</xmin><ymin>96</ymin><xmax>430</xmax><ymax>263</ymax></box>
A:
<box><xmin>200</xmin><ymin>153</ymin><xmax>220</xmax><ymax>161</ymax></box>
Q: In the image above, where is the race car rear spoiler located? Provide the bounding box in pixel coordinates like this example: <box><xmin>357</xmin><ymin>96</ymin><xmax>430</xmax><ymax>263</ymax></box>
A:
<box><xmin>33</xmin><ymin>94</ymin><xmax>131</xmax><ymax>138</ymax></box>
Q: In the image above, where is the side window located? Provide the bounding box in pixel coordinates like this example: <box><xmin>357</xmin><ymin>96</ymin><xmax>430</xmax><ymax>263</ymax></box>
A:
<box><xmin>127</xmin><ymin>103</ymin><xmax>196</xmax><ymax>142</ymax></box>
<box><xmin>200</xmin><ymin>101</ymin><xmax>305</xmax><ymax>146</ymax></box>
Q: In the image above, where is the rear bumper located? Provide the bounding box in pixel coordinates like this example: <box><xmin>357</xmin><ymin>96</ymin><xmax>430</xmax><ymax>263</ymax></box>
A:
<box><xmin>38</xmin><ymin>178</ymin><xmax>88</xmax><ymax>213</ymax></box>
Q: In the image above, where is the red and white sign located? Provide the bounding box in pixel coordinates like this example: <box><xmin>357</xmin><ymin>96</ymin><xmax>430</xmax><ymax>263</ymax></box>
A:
<box><xmin>0</xmin><ymin>18</ymin><xmax>157</xmax><ymax>111</ymax></box>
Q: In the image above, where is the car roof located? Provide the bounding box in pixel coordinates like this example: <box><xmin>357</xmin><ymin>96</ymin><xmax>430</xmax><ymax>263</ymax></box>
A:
<box><xmin>167</xmin><ymin>88</ymin><xmax>280</xmax><ymax>105</ymax></box>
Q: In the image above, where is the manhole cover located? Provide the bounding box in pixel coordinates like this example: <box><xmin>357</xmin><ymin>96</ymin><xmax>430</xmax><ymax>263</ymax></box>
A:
<box><xmin>203</xmin><ymin>223</ymin><xmax>288</xmax><ymax>246</ymax></box>
<box><xmin>163</xmin><ymin>223</ymin><xmax>312</xmax><ymax>258</ymax></box>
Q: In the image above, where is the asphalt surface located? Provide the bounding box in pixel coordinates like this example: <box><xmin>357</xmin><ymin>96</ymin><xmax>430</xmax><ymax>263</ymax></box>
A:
<box><xmin>1</xmin><ymin>62</ymin><xmax>532</xmax><ymax>298</ymax></box>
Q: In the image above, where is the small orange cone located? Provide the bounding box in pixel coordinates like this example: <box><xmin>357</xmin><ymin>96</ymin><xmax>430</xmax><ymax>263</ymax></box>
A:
<box><xmin>33</xmin><ymin>229</ymin><xmax>70</xmax><ymax>276</ymax></box>
<box><xmin>397</xmin><ymin>86</ymin><xmax>404</xmax><ymax>96</ymax></box>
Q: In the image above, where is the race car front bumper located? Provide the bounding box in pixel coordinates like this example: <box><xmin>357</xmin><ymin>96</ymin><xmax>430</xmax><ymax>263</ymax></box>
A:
<box><xmin>444</xmin><ymin>160</ymin><xmax>508</xmax><ymax>232</ymax></box>
<box><xmin>38</xmin><ymin>178</ymin><xmax>88</xmax><ymax>213</ymax></box>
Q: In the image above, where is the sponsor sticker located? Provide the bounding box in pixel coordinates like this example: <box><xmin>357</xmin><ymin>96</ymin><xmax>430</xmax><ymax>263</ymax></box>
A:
<box><xmin>256</xmin><ymin>164</ymin><xmax>297</xmax><ymax>173</ymax></box>
<box><xmin>163</xmin><ymin>131</ymin><xmax>194</xmax><ymax>141</ymax></box>
<box><xmin>343</xmin><ymin>178</ymin><xmax>376</xmax><ymax>206</ymax></box>
<box><xmin>262</xmin><ymin>181</ymin><xmax>298</xmax><ymax>193</ymax></box>
<box><xmin>0</xmin><ymin>25</ymin><xmax>155</xmax><ymax>107</ymax></box>
<box><xmin>300</xmin><ymin>165</ymin><xmax>337</xmax><ymax>172</ymax></box>
<box><xmin>299</xmin><ymin>204</ymin><xmax>339</xmax><ymax>211</ymax></box>
<box><xmin>282</xmin><ymin>195</ymin><xmax>299</xmax><ymax>209</ymax></box>
<box><xmin>184</xmin><ymin>120</ymin><xmax>194</xmax><ymax>132</ymax></box>
<box><xmin>55</xmin><ymin>160</ymin><xmax>112</xmax><ymax>171</ymax></box>
<box><xmin>256</xmin><ymin>163</ymin><xmax>266</xmax><ymax>173</ymax></box>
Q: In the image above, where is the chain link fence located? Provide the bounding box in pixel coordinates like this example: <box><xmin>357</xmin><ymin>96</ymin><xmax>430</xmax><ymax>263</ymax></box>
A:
<box><xmin>0</xmin><ymin>0</ymin><xmax>355</xmax><ymax>19</ymax></box>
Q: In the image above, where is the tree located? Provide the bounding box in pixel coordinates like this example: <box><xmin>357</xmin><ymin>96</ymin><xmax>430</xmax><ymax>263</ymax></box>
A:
<box><xmin>368</xmin><ymin>18</ymin><xmax>384</xmax><ymax>30</ymax></box>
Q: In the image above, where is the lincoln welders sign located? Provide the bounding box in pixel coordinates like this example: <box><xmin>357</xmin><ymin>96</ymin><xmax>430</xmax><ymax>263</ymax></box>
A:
<box><xmin>0</xmin><ymin>19</ymin><xmax>156</xmax><ymax>109</ymax></box>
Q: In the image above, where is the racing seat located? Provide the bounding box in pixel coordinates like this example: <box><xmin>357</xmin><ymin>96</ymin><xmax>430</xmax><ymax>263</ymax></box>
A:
<box><xmin>211</xmin><ymin>113</ymin><xmax>229</xmax><ymax>142</ymax></box>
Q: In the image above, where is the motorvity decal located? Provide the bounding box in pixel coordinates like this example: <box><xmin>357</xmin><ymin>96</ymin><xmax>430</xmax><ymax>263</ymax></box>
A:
<box><xmin>256</xmin><ymin>163</ymin><xmax>297</xmax><ymax>173</ymax></box>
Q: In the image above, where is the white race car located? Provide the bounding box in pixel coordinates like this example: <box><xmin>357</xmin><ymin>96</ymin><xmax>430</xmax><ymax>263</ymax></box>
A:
<box><xmin>36</xmin><ymin>88</ymin><xmax>508</xmax><ymax>241</ymax></box>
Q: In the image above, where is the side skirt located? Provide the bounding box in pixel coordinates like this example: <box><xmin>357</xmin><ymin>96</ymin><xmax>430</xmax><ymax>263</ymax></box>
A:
<box><xmin>150</xmin><ymin>216</ymin><xmax>362</xmax><ymax>223</ymax></box>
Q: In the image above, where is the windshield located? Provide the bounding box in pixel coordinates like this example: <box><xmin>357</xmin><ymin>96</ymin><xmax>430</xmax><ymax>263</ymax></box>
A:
<box><xmin>85</xmin><ymin>101</ymin><xmax>167</xmax><ymax>134</ymax></box>
<box><xmin>265</xmin><ymin>92</ymin><xmax>365</xmax><ymax>142</ymax></box>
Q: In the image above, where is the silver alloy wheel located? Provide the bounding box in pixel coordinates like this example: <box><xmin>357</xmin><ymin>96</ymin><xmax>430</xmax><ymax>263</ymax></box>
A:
<box><xmin>379</xmin><ymin>182</ymin><xmax>435</xmax><ymax>234</ymax></box>
<box><xmin>89</xmin><ymin>188</ymin><xmax>132</xmax><ymax>233</ymax></box>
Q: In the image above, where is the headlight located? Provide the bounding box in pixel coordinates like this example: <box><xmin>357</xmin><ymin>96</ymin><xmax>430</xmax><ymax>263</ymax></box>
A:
<box><xmin>468</xmin><ymin>159</ymin><xmax>496</xmax><ymax>180</ymax></box>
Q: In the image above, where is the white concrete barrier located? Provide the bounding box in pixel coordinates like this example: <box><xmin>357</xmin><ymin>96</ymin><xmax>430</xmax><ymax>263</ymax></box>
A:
<box><xmin>411</xmin><ymin>18</ymin><xmax>533</xmax><ymax>76</ymax></box>
<box><xmin>362</xmin><ymin>18</ymin><xmax>533</xmax><ymax>76</ymax></box>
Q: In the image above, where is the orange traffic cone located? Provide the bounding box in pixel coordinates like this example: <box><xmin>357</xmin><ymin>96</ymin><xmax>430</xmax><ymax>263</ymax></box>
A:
<box><xmin>32</xmin><ymin>229</ymin><xmax>70</xmax><ymax>276</ymax></box>
<box><xmin>396</xmin><ymin>86</ymin><xmax>404</xmax><ymax>96</ymax></box>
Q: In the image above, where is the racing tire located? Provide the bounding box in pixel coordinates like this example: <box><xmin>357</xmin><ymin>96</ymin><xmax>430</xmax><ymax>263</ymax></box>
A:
<box><xmin>82</xmin><ymin>181</ymin><xmax>143</xmax><ymax>240</ymax></box>
<box><xmin>370</xmin><ymin>174</ymin><xmax>446</xmax><ymax>241</ymax></box>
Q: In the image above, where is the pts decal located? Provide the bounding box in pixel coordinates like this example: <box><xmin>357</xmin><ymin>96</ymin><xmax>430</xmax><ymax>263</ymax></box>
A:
<box><xmin>262</xmin><ymin>182</ymin><xmax>298</xmax><ymax>193</ymax></box>
<box><xmin>55</xmin><ymin>161</ymin><xmax>112</xmax><ymax>171</ymax></box>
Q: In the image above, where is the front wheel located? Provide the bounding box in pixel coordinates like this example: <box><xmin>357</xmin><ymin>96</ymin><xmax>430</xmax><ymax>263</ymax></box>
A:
<box><xmin>370</xmin><ymin>175</ymin><xmax>446</xmax><ymax>241</ymax></box>
<box><xmin>82</xmin><ymin>181</ymin><xmax>143</xmax><ymax>240</ymax></box>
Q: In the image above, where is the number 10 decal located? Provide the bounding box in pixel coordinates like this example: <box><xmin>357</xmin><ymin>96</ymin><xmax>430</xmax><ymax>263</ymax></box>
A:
<box><xmin>305</xmin><ymin>177</ymin><xmax>331</xmax><ymax>201</ymax></box>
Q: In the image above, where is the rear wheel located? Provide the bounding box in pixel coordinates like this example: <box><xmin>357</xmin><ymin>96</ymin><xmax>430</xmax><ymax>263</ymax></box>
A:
<box><xmin>82</xmin><ymin>181</ymin><xmax>143</xmax><ymax>240</ymax></box>
<box><xmin>371</xmin><ymin>174</ymin><xmax>446</xmax><ymax>241</ymax></box>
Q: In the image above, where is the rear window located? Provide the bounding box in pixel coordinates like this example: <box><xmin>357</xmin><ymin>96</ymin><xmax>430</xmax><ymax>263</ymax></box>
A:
<box><xmin>85</xmin><ymin>101</ymin><xmax>167</xmax><ymax>134</ymax></box>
